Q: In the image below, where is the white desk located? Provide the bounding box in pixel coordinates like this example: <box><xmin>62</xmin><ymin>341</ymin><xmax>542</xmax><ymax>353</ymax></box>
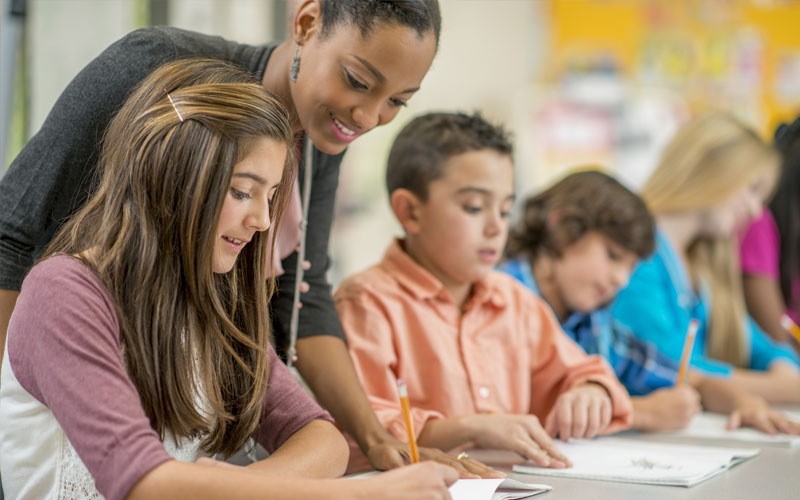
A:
<box><xmin>468</xmin><ymin>422</ymin><xmax>800</xmax><ymax>499</ymax></box>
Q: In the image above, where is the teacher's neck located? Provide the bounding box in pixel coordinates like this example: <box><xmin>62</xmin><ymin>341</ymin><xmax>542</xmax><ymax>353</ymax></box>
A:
<box><xmin>262</xmin><ymin>41</ymin><xmax>304</xmax><ymax>134</ymax></box>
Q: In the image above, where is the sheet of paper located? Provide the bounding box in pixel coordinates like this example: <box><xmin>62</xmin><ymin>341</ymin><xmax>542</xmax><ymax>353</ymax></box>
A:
<box><xmin>512</xmin><ymin>437</ymin><xmax>759</xmax><ymax>487</ymax></box>
<box><xmin>449</xmin><ymin>478</ymin><xmax>551</xmax><ymax>500</ymax></box>
<box><xmin>662</xmin><ymin>411</ymin><xmax>800</xmax><ymax>448</ymax></box>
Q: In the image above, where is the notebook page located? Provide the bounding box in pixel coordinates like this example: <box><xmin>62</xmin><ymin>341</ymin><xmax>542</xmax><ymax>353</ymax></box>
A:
<box><xmin>662</xmin><ymin>411</ymin><xmax>800</xmax><ymax>448</ymax></box>
<box><xmin>512</xmin><ymin>438</ymin><xmax>759</xmax><ymax>487</ymax></box>
<box><xmin>449</xmin><ymin>478</ymin><xmax>551</xmax><ymax>500</ymax></box>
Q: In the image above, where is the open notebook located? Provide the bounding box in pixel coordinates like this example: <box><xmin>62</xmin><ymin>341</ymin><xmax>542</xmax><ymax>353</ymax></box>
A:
<box><xmin>512</xmin><ymin>437</ymin><xmax>759</xmax><ymax>487</ymax></box>
<box><xmin>660</xmin><ymin>411</ymin><xmax>800</xmax><ymax>448</ymax></box>
<box><xmin>347</xmin><ymin>472</ymin><xmax>551</xmax><ymax>499</ymax></box>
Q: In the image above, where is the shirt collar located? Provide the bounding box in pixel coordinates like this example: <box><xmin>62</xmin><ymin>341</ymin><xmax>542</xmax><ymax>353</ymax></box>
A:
<box><xmin>382</xmin><ymin>239</ymin><xmax>506</xmax><ymax>308</ymax></box>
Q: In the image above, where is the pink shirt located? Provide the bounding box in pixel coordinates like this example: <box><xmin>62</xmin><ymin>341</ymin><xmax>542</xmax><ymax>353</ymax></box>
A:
<box><xmin>740</xmin><ymin>209</ymin><xmax>800</xmax><ymax>323</ymax></box>
<box><xmin>335</xmin><ymin>241</ymin><xmax>633</xmax><ymax>459</ymax></box>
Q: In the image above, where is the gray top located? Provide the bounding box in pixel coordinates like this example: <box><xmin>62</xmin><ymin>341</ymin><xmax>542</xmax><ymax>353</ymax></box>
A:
<box><xmin>0</xmin><ymin>26</ymin><xmax>346</xmax><ymax>346</ymax></box>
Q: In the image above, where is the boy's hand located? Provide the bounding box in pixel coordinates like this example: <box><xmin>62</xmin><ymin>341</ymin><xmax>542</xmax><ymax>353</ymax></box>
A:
<box><xmin>726</xmin><ymin>396</ymin><xmax>800</xmax><ymax>435</ymax></box>
<box><xmin>460</xmin><ymin>414</ymin><xmax>571</xmax><ymax>468</ymax></box>
<box><xmin>632</xmin><ymin>386</ymin><xmax>701</xmax><ymax>431</ymax></box>
<box><xmin>544</xmin><ymin>383</ymin><xmax>612</xmax><ymax>440</ymax></box>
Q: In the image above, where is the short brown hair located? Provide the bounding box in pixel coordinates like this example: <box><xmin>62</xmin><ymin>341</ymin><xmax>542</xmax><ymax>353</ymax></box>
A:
<box><xmin>507</xmin><ymin>169</ymin><xmax>655</xmax><ymax>260</ymax></box>
<box><xmin>386</xmin><ymin>111</ymin><xmax>513</xmax><ymax>200</ymax></box>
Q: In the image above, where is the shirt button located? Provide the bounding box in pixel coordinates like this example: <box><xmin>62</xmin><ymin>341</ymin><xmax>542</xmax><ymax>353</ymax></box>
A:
<box><xmin>479</xmin><ymin>387</ymin><xmax>490</xmax><ymax>398</ymax></box>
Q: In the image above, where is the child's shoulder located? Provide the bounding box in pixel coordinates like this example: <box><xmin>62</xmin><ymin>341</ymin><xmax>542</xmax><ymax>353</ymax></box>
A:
<box><xmin>334</xmin><ymin>262</ymin><xmax>399</xmax><ymax>301</ymax></box>
<box><xmin>484</xmin><ymin>270</ymin><xmax>548</xmax><ymax>309</ymax></box>
<box><xmin>22</xmin><ymin>254</ymin><xmax>113</xmax><ymax>310</ymax></box>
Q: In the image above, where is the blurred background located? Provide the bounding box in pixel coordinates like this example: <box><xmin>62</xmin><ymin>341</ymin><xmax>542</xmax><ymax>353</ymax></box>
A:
<box><xmin>2</xmin><ymin>0</ymin><xmax>800</xmax><ymax>285</ymax></box>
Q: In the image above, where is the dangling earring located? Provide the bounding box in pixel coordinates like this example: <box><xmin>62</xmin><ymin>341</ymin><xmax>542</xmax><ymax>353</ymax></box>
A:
<box><xmin>290</xmin><ymin>46</ymin><xmax>301</xmax><ymax>82</ymax></box>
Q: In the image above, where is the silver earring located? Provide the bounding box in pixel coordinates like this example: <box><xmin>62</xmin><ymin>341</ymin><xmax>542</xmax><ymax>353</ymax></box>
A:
<box><xmin>290</xmin><ymin>46</ymin><xmax>300</xmax><ymax>81</ymax></box>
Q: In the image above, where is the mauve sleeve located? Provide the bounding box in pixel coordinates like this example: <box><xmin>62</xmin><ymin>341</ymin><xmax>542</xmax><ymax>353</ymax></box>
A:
<box><xmin>254</xmin><ymin>343</ymin><xmax>334</xmax><ymax>453</ymax></box>
<box><xmin>6</xmin><ymin>256</ymin><xmax>171</xmax><ymax>500</ymax></box>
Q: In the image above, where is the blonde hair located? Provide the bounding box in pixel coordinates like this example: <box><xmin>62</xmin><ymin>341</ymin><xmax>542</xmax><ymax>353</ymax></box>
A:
<box><xmin>641</xmin><ymin>112</ymin><xmax>779</xmax><ymax>368</ymax></box>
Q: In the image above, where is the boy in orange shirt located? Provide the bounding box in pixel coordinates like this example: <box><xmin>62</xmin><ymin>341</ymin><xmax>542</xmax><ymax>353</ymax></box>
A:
<box><xmin>334</xmin><ymin>112</ymin><xmax>633</xmax><ymax>472</ymax></box>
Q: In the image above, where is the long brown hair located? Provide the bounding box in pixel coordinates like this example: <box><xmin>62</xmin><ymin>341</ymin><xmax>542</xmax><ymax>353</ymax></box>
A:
<box><xmin>42</xmin><ymin>58</ymin><xmax>296</xmax><ymax>456</ymax></box>
<box><xmin>641</xmin><ymin>112</ymin><xmax>779</xmax><ymax>368</ymax></box>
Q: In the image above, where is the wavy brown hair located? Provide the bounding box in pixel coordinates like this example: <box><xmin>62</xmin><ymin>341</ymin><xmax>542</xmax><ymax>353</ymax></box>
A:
<box><xmin>506</xmin><ymin>169</ymin><xmax>655</xmax><ymax>262</ymax></box>
<box><xmin>42</xmin><ymin>58</ymin><xmax>296</xmax><ymax>456</ymax></box>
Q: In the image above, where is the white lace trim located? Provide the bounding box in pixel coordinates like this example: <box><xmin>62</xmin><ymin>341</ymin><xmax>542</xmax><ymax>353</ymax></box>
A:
<box><xmin>53</xmin><ymin>430</ymin><xmax>203</xmax><ymax>499</ymax></box>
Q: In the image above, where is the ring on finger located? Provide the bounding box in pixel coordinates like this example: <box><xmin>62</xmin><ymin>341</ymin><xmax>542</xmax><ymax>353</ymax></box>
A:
<box><xmin>456</xmin><ymin>452</ymin><xmax>469</xmax><ymax>461</ymax></box>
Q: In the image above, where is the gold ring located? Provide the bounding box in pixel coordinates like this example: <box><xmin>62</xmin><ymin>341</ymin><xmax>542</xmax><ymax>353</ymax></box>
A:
<box><xmin>456</xmin><ymin>452</ymin><xmax>469</xmax><ymax>461</ymax></box>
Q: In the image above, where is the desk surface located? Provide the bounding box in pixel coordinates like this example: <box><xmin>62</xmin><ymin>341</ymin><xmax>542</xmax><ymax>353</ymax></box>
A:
<box><xmin>468</xmin><ymin>430</ymin><xmax>800</xmax><ymax>500</ymax></box>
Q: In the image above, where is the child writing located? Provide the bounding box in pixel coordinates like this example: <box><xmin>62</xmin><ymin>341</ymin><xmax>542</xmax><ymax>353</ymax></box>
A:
<box><xmin>740</xmin><ymin>117</ymin><xmax>800</xmax><ymax>347</ymax></box>
<box><xmin>612</xmin><ymin>112</ymin><xmax>800</xmax><ymax>405</ymax></box>
<box><xmin>501</xmin><ymin>170</ymin><xmax>800</xmax><ymax>434</ymax></box>
<box><xmin>0</xmin><ymin>59</ymin><xmax>457</xmax><ymax>500</ymax></box>
<box><xmin>335</xmin><ymin>112</ymin><xmax>633</xmax><ymax>471</ymax></box>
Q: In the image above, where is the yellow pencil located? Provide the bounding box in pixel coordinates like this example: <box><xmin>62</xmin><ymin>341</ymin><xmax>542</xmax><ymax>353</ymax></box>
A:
<box><xmin>676</xmin><ymin>319</ymin><xmax>699</xmax><ymax>386</ymax></box>
<box><xmin>780</xmin><ymin>314</ymin><xmax>800</xmax><ymax>345</ymax></box>
<box><xmin>396</xmin><ymin>379</ymin><xmax>420</xmax><ymax>463</ymax></box>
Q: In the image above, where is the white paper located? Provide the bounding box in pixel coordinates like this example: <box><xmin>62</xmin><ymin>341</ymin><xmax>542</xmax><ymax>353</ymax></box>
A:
<box><xmin>662</xmin><ymin>411</ymin><xmax>800</xmax><ymax>448</ymax></box>
<box><xmin>347</xmin><ymin>471</ymin><xmax>551</xmax><ymax>499</ymax></box>
<box><xmin>449</xmin><ymin>478</ymin><xmax>552</xmax><ymax>500</ymax></box>
<box><xmin>512</xmin><ymin>437</ymin><xmax>759</xmax><ymax>487</ymax></box>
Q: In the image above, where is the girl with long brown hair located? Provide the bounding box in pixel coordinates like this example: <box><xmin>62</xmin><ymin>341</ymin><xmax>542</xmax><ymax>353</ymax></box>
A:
<box><xmin>0</xmin><ymin>0</ymin><xmax>495</xmax><ymax>477</ymax></box>
<box><xmin>612</xmin><ymin>112</ymin><xmax>800</xmax><ymax>405</ymax></box>
<box><xmin>0</xmin><ymin>58</ymin><xmax>456</xmax><ymax>500</ymax></box>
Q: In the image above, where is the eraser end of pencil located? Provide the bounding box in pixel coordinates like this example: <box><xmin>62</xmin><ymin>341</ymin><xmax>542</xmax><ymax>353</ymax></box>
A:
<box><xmin>396</xmin><ymin>379</ymin><xmax>408</xmax><ymax>397</ymax></box>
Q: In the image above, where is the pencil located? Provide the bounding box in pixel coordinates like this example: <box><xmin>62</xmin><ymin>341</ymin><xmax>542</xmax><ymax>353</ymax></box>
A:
<box><xmin>676</xmin><ymin>319</ymin><xmax>699</xmax><ymax>386</ymax></box>
<box><xmin>396</xmin><ymin>379</ymin><xmax>420</xmax><ymax>463</ymax></box>
<box><xmin>780</xmin><ymin>314</ymin><xmax>800</xmax><ymax>345</ymax></box>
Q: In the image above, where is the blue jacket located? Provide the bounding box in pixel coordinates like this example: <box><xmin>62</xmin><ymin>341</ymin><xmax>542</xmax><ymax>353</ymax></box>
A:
<box><xmin>611</xmin><ymin>230</ymin><xmax>799</xmax><ymax>376</ymax></box>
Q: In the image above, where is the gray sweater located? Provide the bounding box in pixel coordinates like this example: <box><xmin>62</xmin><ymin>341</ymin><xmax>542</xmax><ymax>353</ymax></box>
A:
<box><xmin>0</xmin><ymin>26</ymin><xmax>345</xmax><ymax>345</ymax></box>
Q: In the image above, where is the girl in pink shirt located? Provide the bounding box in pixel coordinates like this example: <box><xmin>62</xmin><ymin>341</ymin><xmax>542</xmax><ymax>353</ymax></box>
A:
<box><xmin>741</xmin><ymin>117</ymin><xmax>800</xmax><ymax>349</ymax></box>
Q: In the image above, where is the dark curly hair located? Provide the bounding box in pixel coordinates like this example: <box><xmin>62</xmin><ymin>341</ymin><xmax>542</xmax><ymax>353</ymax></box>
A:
<box><xmin>506</xmin><ymin>170</ymin><xmax>655</xmax><ymax>261</ymax></box>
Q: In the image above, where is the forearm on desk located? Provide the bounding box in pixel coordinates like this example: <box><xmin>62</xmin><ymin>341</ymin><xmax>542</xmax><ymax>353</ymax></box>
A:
<box><xmin>246</xmin><ymin>419</ymin><xmax>348</xmax><ymax>478</ymax></box>
<box><xmin>294</xmin><ymin>336</ymin><xmax>397</xmax><ymax>454</ymax></box>
<box><xmin>129</xmin><ymin>459</ymin><xmax>357</xmax><ymax>500</ymax></box>
<box><xmin>690</xmin><ymin>372</ymin><xmax>761</xmax><ymax>413</ymax></box>
<box><xmin>0</xmin><ymin>289</ymin><xmax>20</xmax><ymax>368</ymax></box>
<box><xmin>730</xmin><ymin>366</ymin><xmax>800</xmax><ymax>404</ymax></box>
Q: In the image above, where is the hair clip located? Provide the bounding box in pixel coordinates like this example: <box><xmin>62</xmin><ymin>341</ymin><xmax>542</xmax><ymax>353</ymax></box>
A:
<box><xmin>165</xmin><ymin>90</ymin><xmax>184</xmax><ymax>123</ymax></box>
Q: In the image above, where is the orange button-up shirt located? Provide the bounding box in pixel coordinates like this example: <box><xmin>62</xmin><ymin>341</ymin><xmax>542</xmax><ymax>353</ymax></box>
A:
<box><xmin>335</xmin><ymin>241</ymin><xmax>633</xmax><ymax>451</ymax></box>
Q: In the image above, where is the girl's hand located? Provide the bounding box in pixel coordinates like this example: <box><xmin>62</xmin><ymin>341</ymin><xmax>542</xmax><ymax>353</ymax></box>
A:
<box><xmin>357</xmin><ymin>462</ymin><xmax>457</xmax><ymax>500</ymax></box>
<box><xmin>544</xmin><ymin>383</ymin><xmax>613</xmax><ymax>440</ymax></box>
<box><xmin>460</xmin><ymin>414</ymin><xmax>570</xmax><ymax>468</ymax></box>
<box><xmin>727</xmin><ymin>397</ymin><xmax>800</xmax><ymax>435</ymax></box>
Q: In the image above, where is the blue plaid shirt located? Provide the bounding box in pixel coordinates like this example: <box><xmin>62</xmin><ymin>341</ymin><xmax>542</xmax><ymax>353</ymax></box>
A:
<box><xmin>499</xmin><ymin>258</ymin><xmax>678</xmax><ymax>396</ymax></box>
